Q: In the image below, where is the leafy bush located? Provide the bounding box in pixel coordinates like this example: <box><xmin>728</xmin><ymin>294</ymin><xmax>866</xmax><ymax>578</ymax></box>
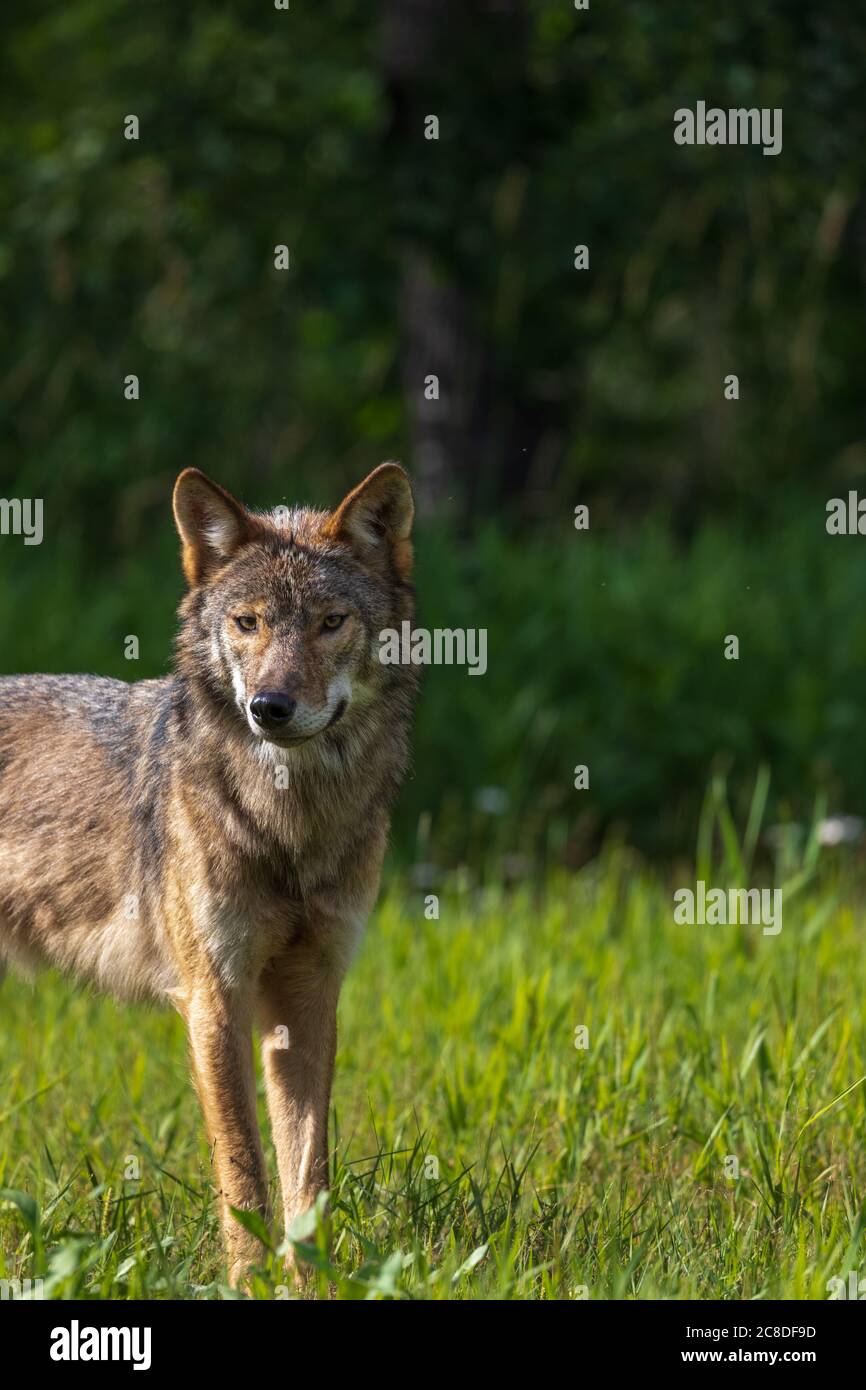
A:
<box><xmin>3</xmin><ymin>500</ymin><xmax>865</xmax><ymax>865</ymax></box>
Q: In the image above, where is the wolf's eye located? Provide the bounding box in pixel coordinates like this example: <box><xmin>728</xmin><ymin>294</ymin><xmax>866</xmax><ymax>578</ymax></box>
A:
<box><xmin>322</xmin><ymin>613</ymin><xmax>346</xmax><ymax>632</ymax></box>
<box><xmin>235</xmin><ymin>614</ymin><xmax>258</xmax><ymax>633</ymax></box>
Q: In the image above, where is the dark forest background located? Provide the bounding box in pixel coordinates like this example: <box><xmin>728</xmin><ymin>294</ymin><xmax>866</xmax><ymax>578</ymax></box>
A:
<box><xmin>1</xmin><ymin>1</ymin><xmax>866</xmax><ymax>869</ymax></box>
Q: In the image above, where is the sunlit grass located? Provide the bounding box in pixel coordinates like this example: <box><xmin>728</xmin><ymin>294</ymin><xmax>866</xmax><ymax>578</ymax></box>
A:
<box><xmin>3</xmin><ymin>809</ymin><xmax>866</xmax><ymax>1299</ymax></box>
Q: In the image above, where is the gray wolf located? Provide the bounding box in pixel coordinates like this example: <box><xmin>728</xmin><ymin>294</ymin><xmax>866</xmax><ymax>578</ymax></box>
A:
<box><xmin>0</xmin><ymin>463</ymin><xmax>417</xmax><ymax>1284</ymax></box>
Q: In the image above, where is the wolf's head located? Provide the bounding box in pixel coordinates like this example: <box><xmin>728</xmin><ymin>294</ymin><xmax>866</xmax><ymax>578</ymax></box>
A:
<box><xmin>172</xmin><ymin>465</ymin><xmax>414</xmax><ymax>750</ymax></box>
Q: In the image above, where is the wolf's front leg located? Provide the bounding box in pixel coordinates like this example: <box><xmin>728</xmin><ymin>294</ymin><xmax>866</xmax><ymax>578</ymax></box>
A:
<box><xmin>257</xmin><ymin>943</ymin><xmax>342</xmax><ymax>1266</ymax></box>
<box><xmin>185</xmin><ymin>981</ymin><xmax>270</xmax><ymax>1286</ymax></box>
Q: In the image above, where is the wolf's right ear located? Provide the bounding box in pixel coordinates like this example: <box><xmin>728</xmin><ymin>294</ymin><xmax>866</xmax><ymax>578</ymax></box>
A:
<box><xmin>172</xmin><ymin>469</ymin><xmax>255</xmax><ymax>586</ymax></box>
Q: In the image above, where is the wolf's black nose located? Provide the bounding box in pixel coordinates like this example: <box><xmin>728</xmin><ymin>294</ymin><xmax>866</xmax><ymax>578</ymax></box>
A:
<box><xmin>250</xmin><ymin>691</ymin><xmax>296</xmax><ymax>729</ymax></box>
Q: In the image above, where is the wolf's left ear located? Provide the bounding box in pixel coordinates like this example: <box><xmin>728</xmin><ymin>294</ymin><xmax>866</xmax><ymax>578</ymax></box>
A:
<box><xmin>173</xmin><ymin>468</ymin><xmax>256</xmax><ymax>586</ymax></box>
<box><xmin>328</xmin><ymin>463</ymin><xmax>414</xmax><ymax>579</ymax></box>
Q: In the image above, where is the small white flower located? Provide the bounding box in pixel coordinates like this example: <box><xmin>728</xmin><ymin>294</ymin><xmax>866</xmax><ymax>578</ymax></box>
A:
<box><xmin>817</xmin><ymin>816</ymin><xmax>864</xmax><ymax>847</ymax></box>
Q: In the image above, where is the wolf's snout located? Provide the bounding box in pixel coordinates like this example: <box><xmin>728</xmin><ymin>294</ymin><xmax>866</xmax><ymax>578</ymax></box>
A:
<box><xmin>249</xmin><ymin>690</ymin><xmax>296</xmax><ymax>731</ymax></box>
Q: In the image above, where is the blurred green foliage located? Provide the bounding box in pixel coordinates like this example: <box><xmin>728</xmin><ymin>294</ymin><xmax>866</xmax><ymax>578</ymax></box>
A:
<box><xmin>1</xmin><ymin>2</ymin><xmax>865</xmax><ymax>862</ymax></box>
<box><xmin>2</xmin><ymin>503</ymin><xmax>866</xmax><ymax>865</ymax></box>
<box><xmin>2</xmin><ymin>2</ymin><xmax>864</xmax><ymax>513</ymax></box>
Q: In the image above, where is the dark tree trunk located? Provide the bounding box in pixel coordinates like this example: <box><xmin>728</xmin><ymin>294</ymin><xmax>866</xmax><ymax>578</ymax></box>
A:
<box><xmin>380</xmin><ymin>0</ymin><xmax>534</xmax><ymax>523</ymax></box>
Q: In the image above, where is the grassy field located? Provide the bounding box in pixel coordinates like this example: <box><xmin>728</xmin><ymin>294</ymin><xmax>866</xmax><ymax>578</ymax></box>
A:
<box><xmin>2</xmin><ymin>818</ymin><xmax>866</xmax><ymax>1300</ymax></box>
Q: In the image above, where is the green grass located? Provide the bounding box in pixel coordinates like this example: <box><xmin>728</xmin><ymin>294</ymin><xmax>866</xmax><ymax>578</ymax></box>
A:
<box><xmin>2</xmin><ymin>833</ymin><xmax>866</xmax><ymax>1299</ymax></box>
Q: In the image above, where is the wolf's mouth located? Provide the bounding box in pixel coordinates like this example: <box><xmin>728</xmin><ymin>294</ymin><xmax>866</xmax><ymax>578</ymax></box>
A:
<box><xmin>256</xmin><ymin>698</ymin><xmax>348</xmax><ymax>748</ymax></box>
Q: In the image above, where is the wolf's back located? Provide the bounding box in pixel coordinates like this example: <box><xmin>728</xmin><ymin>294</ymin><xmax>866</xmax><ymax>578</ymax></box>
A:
<box><xmin>0</xmin><ymin>672</ymin><xmax>176</xmax><ymax>994</ymax></box>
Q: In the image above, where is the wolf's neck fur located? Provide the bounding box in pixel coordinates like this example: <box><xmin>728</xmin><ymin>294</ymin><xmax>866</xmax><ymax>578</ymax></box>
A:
<box><xmin>164</xmin><ymin>666</ymin><xmax>413</xmax><ymax>894</ymax></box>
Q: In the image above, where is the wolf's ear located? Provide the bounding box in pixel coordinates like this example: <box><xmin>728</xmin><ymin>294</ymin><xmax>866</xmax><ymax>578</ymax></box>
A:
<box><xmin>327</xmin><ymin>463</ymin><xmax>414</xmax><ymax>579</ymax></box>
<box><xmin>173</xmin><ymin>469</ymin><xmax>255</xmax><ymax>586</ymax></box>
